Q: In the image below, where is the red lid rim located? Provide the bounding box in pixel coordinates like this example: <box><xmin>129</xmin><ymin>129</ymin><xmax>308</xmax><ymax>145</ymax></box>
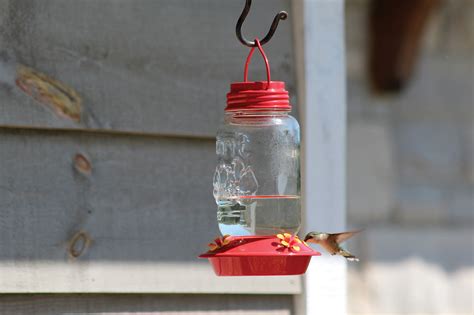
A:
<box><xmin>226</xmin><ymin>80</ymin><xmax>291</xmax><ymax>112</ymax></box>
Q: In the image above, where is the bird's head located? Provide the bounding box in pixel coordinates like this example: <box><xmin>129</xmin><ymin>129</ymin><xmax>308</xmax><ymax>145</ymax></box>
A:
<box><xmin>304</xmin><ymin>231</ymin><xmax>323</xmax><ymax>242</ymax></box>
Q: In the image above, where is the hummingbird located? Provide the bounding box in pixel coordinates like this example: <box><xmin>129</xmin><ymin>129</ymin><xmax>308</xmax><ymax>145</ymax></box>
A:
<box><xmin>304</xmin><ymin>230</ymin><xmax>362</xmax><ymax>262</ymax></box>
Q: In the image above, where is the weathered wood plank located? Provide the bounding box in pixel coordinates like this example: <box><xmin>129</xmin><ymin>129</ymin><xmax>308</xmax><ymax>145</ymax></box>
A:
<box><xmin>0</xmin><ymin>294</ymin><xmax>294</xmax><ymax>315</ymax></box>
<box><xmin>0</xmin><ymin>0</ymin><xmax>296</xmax><ymax>137</ymax></box>
<box><xmin>0</xmin><ymin>262</ymin><xmax>301</xmax><ymax>294</ymax></box>
<box><xmin>0</xmin><ymin>128</ymin><xmax>301</xmax><ymax>293</ymax></box>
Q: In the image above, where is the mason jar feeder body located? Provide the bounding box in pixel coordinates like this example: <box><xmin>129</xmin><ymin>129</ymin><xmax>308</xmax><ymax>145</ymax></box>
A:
<box><xmin>214</xmin><ymin>82</ymin><xmax>301</xmax><ymax>237</ymax></box>
<box><xmin>200</xmin><ymin>3</ymin><xmax>320</xmax><ymax>276</ymax></box>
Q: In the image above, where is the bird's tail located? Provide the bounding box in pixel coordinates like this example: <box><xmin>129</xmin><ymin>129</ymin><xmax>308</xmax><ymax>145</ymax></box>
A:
<box><xmin>339</xmin><ymin>249</ymin><xmax>359</xmax><ymax>262</ymax></box>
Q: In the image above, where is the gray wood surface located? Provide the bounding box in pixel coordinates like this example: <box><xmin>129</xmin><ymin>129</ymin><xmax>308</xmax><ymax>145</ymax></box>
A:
<box><xmin>0</xmin><ymin>294</ymin><xmax>293</xmax><ymax>315</ymax></box>
<box><xmin>0</xmin><ymin>128</ymin><xmax>301</xmax><ymax>293</ymax></box>
<box><xmin>0</xmin><ymin>129</ymin><xmax>216</xmax><ymax>262</ymax></box>
<box><xmin>0</xmin><ymin>0</ymin><xmax>295</xmax><ymax>137</ymax></box>
<box><xmin>0</xmin><ymin>0</ymin><xmax>302</xmax><ymax>299</ymax></box>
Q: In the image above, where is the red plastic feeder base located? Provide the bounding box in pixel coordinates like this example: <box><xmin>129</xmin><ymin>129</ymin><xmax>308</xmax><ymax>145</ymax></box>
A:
<box><xmin>199</xmin><ymin>235</ymin><xmax>321</xmax><ymax>276</ymax></box>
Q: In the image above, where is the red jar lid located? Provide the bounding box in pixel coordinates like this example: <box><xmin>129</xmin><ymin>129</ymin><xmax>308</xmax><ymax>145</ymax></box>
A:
<box><xmin>226</xmin><ymin>39</ymin><xmax>291</xmax><ymax>112</ymax></box>
<box><xmin>226</xmin><ymin>81</ymin><xmax>291</xmax><ymax>112</ymax></box>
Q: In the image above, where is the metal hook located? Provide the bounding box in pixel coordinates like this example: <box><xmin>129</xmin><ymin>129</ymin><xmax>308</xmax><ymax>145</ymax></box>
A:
<box><xmin>236</xmin><ymin>0</ymin><xmax>288</xmax><ymax>47</ymax></box>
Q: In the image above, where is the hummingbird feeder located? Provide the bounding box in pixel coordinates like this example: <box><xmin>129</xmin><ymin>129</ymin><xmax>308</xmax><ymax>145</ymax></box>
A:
<box><xmin>199</xmin><ymin>0</ymin><xmax>320</xmax><ymax>276</ymax></box>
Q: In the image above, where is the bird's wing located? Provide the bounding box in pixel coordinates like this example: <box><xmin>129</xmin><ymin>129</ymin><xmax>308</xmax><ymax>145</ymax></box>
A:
<box><xmin>320</xmin><ymin>240</ymin><xmax>339</xmax><ymax>255</ymax></box>
<box><xmin>332</xmin><ymin>230</ymin><xmax>363</xmax><ymax>244</ymax></box>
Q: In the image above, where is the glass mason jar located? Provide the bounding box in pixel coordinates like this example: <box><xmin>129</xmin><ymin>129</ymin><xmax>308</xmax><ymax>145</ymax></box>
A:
<box><xmin>213</xmin><ymin>81</ymin><xmax>301</xmax><ymax>236</ymax></box>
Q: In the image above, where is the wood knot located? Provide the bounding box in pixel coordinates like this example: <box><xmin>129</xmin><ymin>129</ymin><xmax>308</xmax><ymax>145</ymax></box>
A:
<box><xmin>73</xmin><ymin>153</ymin><xmax>92</xmax><ymax>175</ymax></box>
<box><xmin>68</xmin><ymin>231</ymin><xmax>91</xmax><ymax>258</ymax></box>
<box><xmin>16</xmin><ymin>65</ymin><xmax>82</xmax><ymax>122</ymax></box>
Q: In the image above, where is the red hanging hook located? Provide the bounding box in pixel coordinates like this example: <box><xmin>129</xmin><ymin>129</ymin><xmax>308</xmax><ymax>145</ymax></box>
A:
<box><xmin>243</xmin><ymin>38</ymin><xmax>271</xmax><ymax>88</ymax></box>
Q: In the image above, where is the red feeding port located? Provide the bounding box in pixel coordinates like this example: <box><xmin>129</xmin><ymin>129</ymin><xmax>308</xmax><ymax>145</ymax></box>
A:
<box><xmin>199</xmin><ymin>235</ymin><xmax>321</xmax><ymax>276</ymax></box>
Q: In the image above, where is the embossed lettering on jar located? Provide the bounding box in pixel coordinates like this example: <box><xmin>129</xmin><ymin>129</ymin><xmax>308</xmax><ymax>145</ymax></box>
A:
<box><xmin>214</xmin><ymin>109</ymin><xmax>301</xmax><ymax>236</ymax></box>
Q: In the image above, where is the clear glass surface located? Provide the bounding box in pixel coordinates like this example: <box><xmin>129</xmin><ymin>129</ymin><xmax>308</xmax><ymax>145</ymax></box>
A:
<box><xmin>213</xmin><ymin>111</ymin><xmax>301</xmax><ymax>235</ymax></box>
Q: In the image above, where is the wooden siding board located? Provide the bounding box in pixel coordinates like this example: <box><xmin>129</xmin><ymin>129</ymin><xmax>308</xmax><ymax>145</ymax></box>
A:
<box><xmin>0</xmin><ymin>128</ymin><xmax>301</xmax><ymax>293</ymax></box>
<box><xmin>0</xmin><ymin>294</ymin><xmax>294</xmax><ymax>315</ymax></box>
<box><xmin>0</xmin><ymin>0</ymin><xmax>296</xmax><ymax>137</ymax></box>
<box><xmin>0</xmin><ymin>262</ymin><xmax>301</xmax><ymax>294</ymax></box>
<box><xmin>0</xmin><ymin>129</ymin><xmax>216</xmax><ymax>262</ymax></box>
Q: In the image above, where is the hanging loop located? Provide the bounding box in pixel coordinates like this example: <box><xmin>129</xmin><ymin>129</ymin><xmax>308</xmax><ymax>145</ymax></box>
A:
<box><xmin>244</xmin><ymin>38</ymin><xmax>271</xmax><ymax>87</ymax></box>
<box><xmin>236</xmin><ymin>0</ymin><xmax>288</xmax><ymax>47</ymax></box>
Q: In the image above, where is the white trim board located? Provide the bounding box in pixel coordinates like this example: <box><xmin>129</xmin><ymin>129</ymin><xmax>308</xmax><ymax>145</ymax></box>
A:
<box><xmin>294</xmin><ymin>0</ymin><xmax>348</xmax><ymax>314</ymax></box>
<box><xmin>0</xmin><ymin>261</ymin><xmax>301</xmax><ymax>294</ymax></box>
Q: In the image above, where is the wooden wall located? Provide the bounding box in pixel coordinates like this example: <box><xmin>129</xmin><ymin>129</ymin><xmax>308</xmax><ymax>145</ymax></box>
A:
<box><xmin>0</xmin><ymin>0</ymin><xmax>298</xmax><ymax>313</ymax></box>
<box><xmin>0</xmin><ymin>294</ymin><xmax>294</xmax><ymax>315</ymax></box>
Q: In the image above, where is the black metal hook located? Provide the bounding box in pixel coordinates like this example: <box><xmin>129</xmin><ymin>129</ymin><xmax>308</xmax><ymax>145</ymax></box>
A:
<box><xmin>236</xmin><ymin>0</ymin><xmax>288</xmax><ymax>47</ymax></box>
